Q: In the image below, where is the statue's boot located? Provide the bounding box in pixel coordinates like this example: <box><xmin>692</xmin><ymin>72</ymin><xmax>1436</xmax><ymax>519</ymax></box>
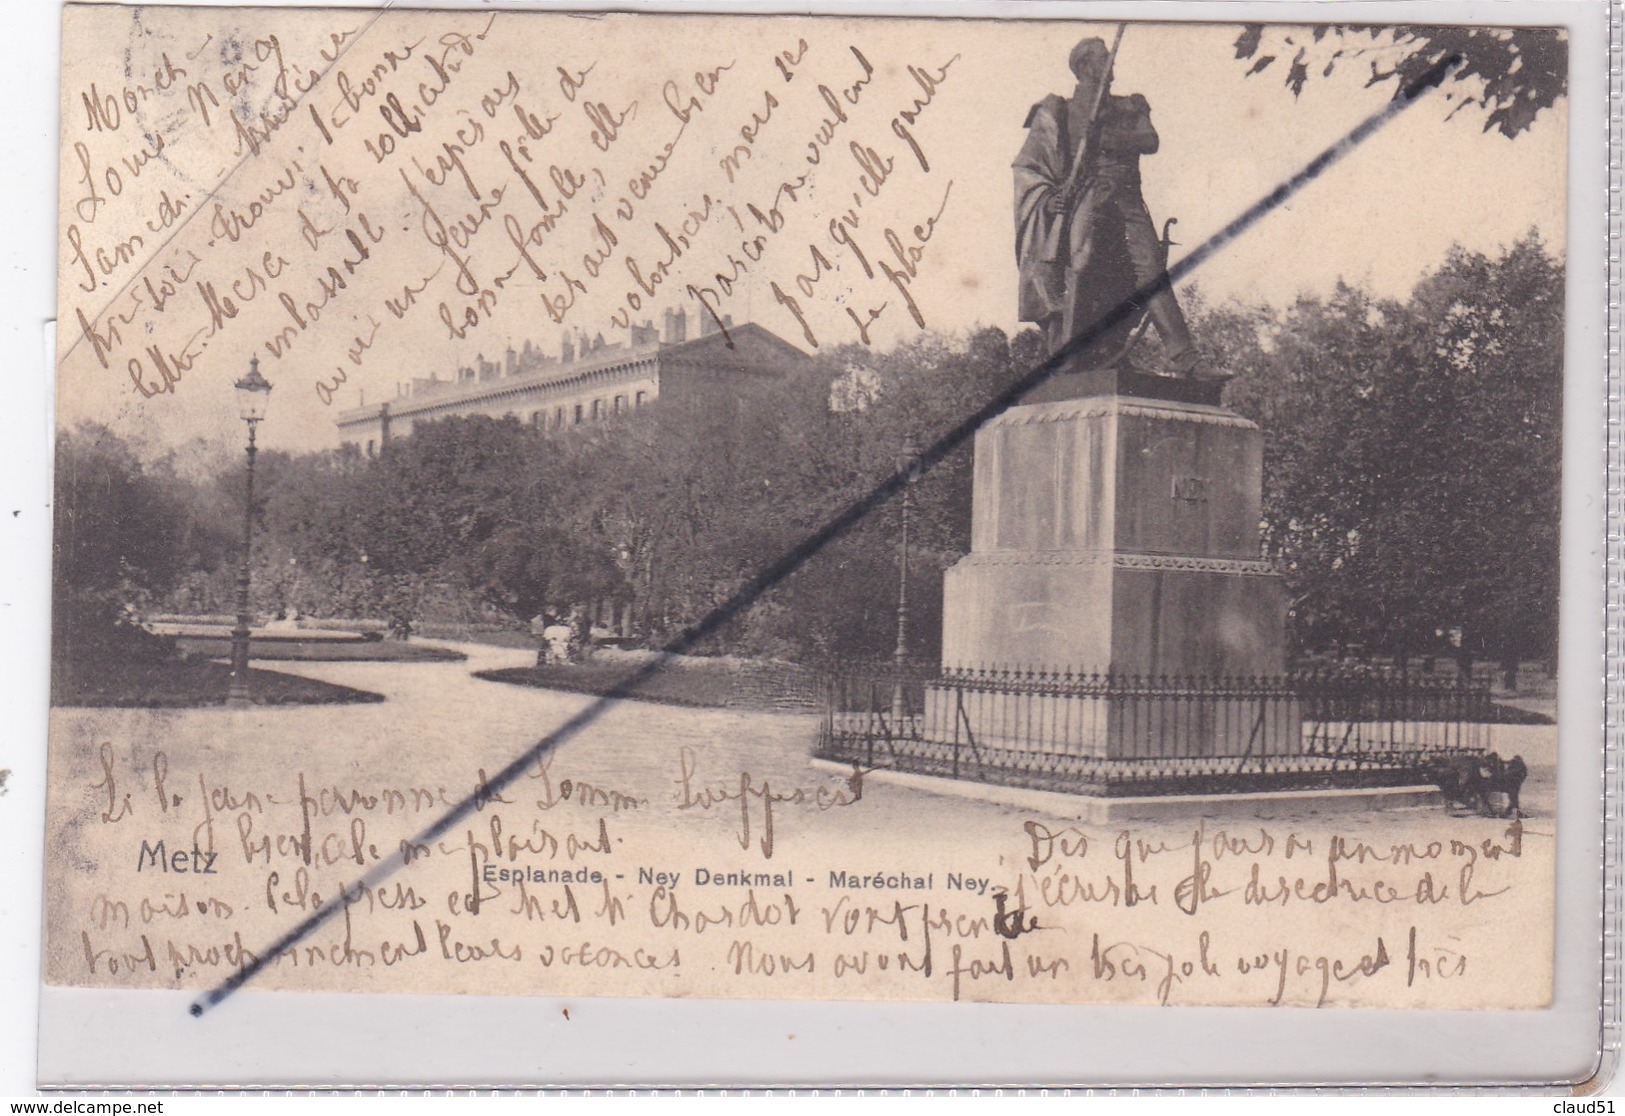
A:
<box><xmin>1147</xmin><ymin>289</ymin><xmax>1231</xmax><ymax>382</ymax></box>
<box><xmin>1166</xmin><ymin>344</ymin><xmax>1232</xmax><ymax>383</ymax></box>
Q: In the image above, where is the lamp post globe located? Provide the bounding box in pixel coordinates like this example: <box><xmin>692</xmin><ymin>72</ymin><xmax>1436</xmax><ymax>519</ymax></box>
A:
<box><xmin>235</xmin><ymin>355</ymin><xmax>273</xmax><ymax>421</ymax></box>
<box><xmin>227</xmin><ymin>356</ymin><xmax>272</xmax><ymax>708</ymax></box>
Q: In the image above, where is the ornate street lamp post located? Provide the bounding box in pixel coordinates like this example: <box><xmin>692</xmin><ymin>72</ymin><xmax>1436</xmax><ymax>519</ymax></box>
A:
<box><xmin>891</xmin><ymin>433</ymin><xmax>919</xmax><ymax>724</ymax></box>
<box><xmin>227</xmin><ymin>357</ymin><xmax>273</xmax><ymax>708</ymax></box>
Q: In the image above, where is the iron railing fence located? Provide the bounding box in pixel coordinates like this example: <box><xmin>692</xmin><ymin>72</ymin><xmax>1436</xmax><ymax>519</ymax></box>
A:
<box><xmin>816</xmin><ymin>662</ymin><xmax>1493</xmax><ymax>796</ymax></box>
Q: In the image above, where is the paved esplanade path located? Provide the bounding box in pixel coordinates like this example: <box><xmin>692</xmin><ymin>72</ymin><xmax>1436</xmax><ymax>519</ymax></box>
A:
<box><xmin>50</xmin><ymin>640</ymin><xmax>1559</xmax><ymax>866</ymax></box>
<box><xmin>47</xmin><ymin>641</ymin><xmax>1050</xmax><ymax>899</ymax></box>
<box><xmin>236</xmin><ymin>639</ymin><xmax>1036</xmax><ymax>845</ymax></box>
<box><xmin>44</xmin><ymin>642</ymin><xmax>1558</xmax><ymax>1007</ymax></box>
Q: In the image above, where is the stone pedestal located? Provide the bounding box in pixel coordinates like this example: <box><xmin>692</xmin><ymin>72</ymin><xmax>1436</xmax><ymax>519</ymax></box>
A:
<box><xmin>930</xmin><ymin>393</ymin><xmax>1295</xmax><ymax>759</ymax></box>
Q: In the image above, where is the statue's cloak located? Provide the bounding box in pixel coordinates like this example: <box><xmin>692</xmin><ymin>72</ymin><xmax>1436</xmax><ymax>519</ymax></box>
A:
<box><xmin>1013</xmin><ymin>93</ymin><xmax>1139</xmax><ymax>365</ymax></box>
<box><xmin>1013</xmin><ymin>93</ymin><xmax>1071</xmax><ymax>328</ymax></box>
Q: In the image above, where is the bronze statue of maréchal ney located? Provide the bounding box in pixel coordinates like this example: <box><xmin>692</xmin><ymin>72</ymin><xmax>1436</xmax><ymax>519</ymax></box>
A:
<box><xmin>1014</xmin><ymin>36</ymin><xmax>1219</xmax><ymax>381</ymax></box>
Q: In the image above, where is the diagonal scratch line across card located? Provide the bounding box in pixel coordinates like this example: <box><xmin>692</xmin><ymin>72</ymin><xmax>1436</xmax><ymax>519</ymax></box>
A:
<box><xmin>190</xmin><ymin>51</ymin><xmax>1461</xmax><ymax>1017</ymax></box>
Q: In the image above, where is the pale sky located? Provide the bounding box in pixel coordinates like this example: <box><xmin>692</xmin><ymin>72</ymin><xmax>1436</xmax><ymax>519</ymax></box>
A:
<box><xmin>54</xmin><ymin>10</ymin><xmax>1568</xmax><ymax>455</ymax></box>
<box><xmin>962</xmin><ymin>20</ymin><xmax>1567</xmax><ymax>324</ymax></box>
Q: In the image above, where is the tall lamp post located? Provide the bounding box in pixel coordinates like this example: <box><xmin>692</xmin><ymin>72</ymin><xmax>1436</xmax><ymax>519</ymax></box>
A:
<box><xmin>227</xmin><ymin>357</ymin><xmax>273</xmax><ymax>708</ymax></box>
<box><xmin>891</xmin><ymin>433</ymin><xmax>918</xmax><ymax>724</ymax></box>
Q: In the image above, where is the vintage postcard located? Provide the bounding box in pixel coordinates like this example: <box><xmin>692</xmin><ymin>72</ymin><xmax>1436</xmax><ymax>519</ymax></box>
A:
<box><xmin>47</xmin><ymin>4</ymin><xmax>1568</xmax><ymax>1014</ymax></box>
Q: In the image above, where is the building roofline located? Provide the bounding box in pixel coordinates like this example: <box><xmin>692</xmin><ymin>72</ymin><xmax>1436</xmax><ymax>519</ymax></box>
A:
<box><xmin>334</xmin><ymin>321</ymin><xmax>811</xmax><ymax>429</ymax></box>
<box><xmin>335</xmin><ymin>345</ymin><xmax>661</xmax><ymax>426</ymax></box>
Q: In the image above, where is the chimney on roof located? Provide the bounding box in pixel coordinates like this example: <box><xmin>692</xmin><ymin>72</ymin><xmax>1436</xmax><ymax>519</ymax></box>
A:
<box><xmin>664</xmin><ymin>308</ymin><xmax>690</xmax><ymax>344</ymax></box>
<box><xmin>505</xmin><ymin>345</ymin><xmax>517</xmax><ymax>376</ymax></box>
<box><xmin>698</xmin><ymin>311</ymin><xmax>731</xmax><ymax>338</ymax></box>
<box><xmin>561</xmin><ymin>332</ymin><xmax>575</xmax><ymax>363</ymax></box>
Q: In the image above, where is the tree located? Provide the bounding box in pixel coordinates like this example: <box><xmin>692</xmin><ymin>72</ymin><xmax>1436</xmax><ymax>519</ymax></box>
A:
<box><xmin>750</xmin><ymin>326</ymin><xmax>1020</xmax><ymax>660</ymax></box>
<box><xmin>1204</xmin><ymin>234</ymin><xmax>1563</xmax><ymax>665</ymax></box>
<box><xmin>1232</xmin><ymin>24</ymin><xmax>1567</xmax><ymax>137</ymax></box>
<box><xmin>1381</xmin><ymin>235</ymin><xmax>1563</xmax><ymax>665</ymax></box>
<box><xmin>352</xmin><ymin>415</ymin><xmax>625</xmax><ymax>626</ymax></box>
<box><xmin>52</xmin><ymin>424</ymin><xmax>231</xmax><ymax>664</ymax></box>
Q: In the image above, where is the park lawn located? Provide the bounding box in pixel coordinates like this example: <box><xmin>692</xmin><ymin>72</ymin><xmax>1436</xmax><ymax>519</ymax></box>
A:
<box><xmin>413</xmin><ymin>625</ymin><xmax>535</xmax><ymax>650</ymax></box>
<box><xmin>476</xmin><ymin>658</ymin><xmax>738</xmax><ymax>709</ymax></box>
<box><xmin>174</xmin><ymin>636</ymin><xmax>466</xmax><ymax>663</ymax></box>
<box><xmin>53</xmin><ymin>655</ymin><xmax>384</xmax><ymax>708</ymax></box>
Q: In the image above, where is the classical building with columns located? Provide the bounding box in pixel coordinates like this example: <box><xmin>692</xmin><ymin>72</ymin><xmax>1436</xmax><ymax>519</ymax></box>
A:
<box><xmin>335</xmin><ymin>310</ymin><xmax>810</xmax><ymax>455</ymax></box>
